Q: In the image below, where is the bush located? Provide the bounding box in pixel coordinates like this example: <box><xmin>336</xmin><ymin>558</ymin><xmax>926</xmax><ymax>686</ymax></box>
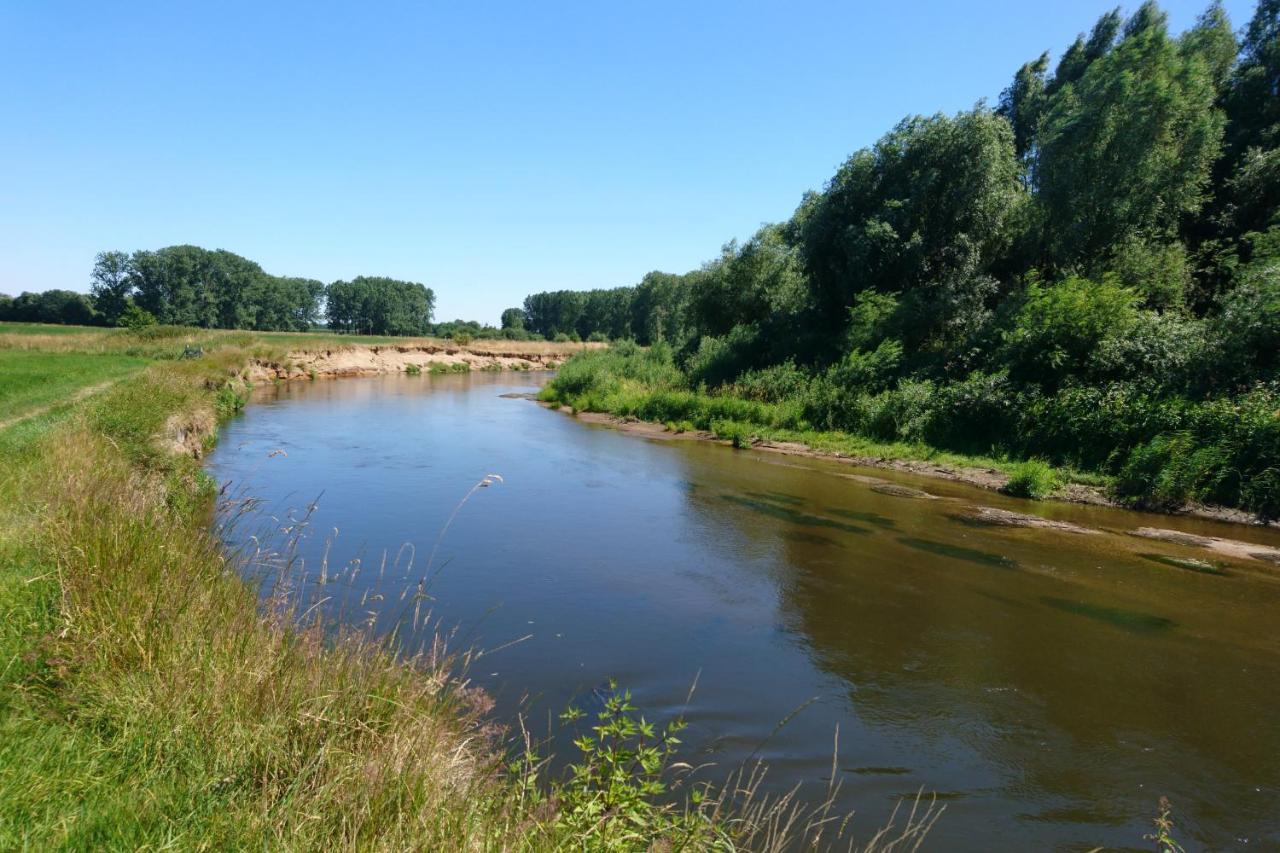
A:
<box><xmin>1001</xmin><ymin>274</ymin><xmax>1140</xmax><ymax>388</ymax></box>
<box><xmin>552</xmin><ymin>332</ymin><xmax>572</xmax><ymax>343</ymax></box>
<box><xmin>1001</xmin><ymin>459</ymin><xmax>1061</xmax><ymax>499</ymax></box>
<box><xmin>120</xmin><ymin>303</ymin><xmax>158</xmax><ymax>331</ymax></box>
<box><xmin>730</xmin><ymin>360</ymin><xmax>810</xmax><ymax>403</ymax></box>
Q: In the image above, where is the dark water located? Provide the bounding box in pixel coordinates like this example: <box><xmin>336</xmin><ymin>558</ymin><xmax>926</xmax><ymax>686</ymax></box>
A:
<box><xmin>207</xmin><ymin>373</ymin><xmax>1280</xmax><ymax>850</ymax></box>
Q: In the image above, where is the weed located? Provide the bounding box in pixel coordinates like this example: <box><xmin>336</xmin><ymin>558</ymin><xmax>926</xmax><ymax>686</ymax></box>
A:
<box><xmin>1001</xmin><ymin>459</ymin><xmax>1061</xmax><ymax>499</ymax></box>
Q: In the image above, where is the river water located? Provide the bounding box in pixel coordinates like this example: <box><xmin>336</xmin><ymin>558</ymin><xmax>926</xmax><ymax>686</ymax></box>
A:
<box><xmin>207</xmin><ymin>372</ymin><xmax>1280</xmax><ymax>850</ymax></box>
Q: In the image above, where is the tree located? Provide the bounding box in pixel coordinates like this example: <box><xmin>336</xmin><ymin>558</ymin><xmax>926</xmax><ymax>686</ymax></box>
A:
<box><xmin>800</xmin><ymin>108</ymin><xmax>1024</xmax><ymax>340</ymax></box>
<box><xmin>325</xmin><ymin>277</ymin><xmax>434</xmax><ymax>336</ymax></box>
<box><xmin>1034</xmin><ymin>3</ymin><xmax>1224</xmax><ymax>270</ymax></box>
<box><xmin>90</xmin><ymin>251</ymin><xmax>133</xmax><ymax>325</ymax></box>
<box><xmin>500</xmin><ymin>307</ymin><xmax>526</xmax><ymax>330</ymax></box>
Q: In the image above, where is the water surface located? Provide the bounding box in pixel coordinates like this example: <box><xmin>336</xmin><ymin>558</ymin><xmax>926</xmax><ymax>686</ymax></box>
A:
<box><xmin>208</xmin><ymin>373</ymin><xmax>1280</xmax><ymax>850</ymax></box>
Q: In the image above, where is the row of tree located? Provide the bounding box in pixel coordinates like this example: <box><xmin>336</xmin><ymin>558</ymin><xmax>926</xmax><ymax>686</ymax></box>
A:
<box><xmin>531</xmin><ymin>0</ymin><xmax>1280</xmax><ymax>515</ymax></box>
<box><xmin>0</xmin><ymin>246</ymin><xmax>436</xmax><ymax>335</ymax></box>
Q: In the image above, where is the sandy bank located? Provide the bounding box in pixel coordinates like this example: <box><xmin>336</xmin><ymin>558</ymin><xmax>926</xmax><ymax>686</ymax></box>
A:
<box><xmin>246</xmin><ymin>341</ymin><xmax>596</xmax><ymax>381</ymax></box>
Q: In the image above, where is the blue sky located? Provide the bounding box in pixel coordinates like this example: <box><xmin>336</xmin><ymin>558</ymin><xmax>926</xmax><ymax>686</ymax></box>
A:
<box><xmin>0</xmin><ymin>0</ymin><xmax>1256</xmax><ymax>323</ymax></box>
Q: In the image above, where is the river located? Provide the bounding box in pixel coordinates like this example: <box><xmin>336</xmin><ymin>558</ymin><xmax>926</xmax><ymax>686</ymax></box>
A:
<box><xmin>206</xmin><ymin>372</ymin><xmax>1280</xmax><ymax>850</ymax></box>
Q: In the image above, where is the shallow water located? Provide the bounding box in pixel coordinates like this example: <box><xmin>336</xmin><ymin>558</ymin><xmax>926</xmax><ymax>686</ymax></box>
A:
<box><xmin>207</xmin><ymin>373</ymin><xmax>1280</xmax><ymax>850</ymax></box>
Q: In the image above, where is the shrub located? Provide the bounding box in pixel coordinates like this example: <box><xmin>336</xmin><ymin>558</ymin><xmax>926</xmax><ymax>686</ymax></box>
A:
<box><xmin>731</xmin><ymin>360</ymin><xmax>810</xmax><ymax>403</ymax></box>
<box><xmin>120</xmin><ymin>303</ymin><xmax>158</xmax><ymax>331</ymax></box>
<box><xmin>1001</xmin><ymin>459</ymin><xmax>1061</xmax><ymax>499</ymax></box>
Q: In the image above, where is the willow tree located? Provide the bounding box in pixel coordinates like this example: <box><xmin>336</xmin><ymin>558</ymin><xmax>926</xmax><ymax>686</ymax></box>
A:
<box><xmin>1034</xmin><ymin>2</ymin><xmax>1224</xmax><ymax>284</ymax></box>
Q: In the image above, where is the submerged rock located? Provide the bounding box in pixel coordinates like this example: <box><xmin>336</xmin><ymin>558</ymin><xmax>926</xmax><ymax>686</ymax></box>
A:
<box><xmin>951</xmin><ymin>506</ymin><xmax>1099</xmax><ymax>534</ymax></box>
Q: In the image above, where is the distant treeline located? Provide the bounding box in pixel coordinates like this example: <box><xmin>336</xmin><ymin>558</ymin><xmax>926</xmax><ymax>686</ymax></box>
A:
<box><xmin>0</xmin><ymin>245</ymin><xmax>437</xmax><ymax>336</ymax></box>
<box><xmin>533</xmin><ymin>0</ymin><xmax>1280</xmax><ymax>518</ymax></box>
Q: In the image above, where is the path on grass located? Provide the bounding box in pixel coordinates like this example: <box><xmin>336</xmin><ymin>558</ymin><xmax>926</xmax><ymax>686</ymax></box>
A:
<box><xmin>0</xmin><ymin>379</ymin><xmax>124</xmax><ymax>432</ymax></box>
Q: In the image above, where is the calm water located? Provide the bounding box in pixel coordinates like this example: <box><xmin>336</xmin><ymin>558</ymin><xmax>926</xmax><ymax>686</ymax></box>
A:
<box><xmin>207</xmin><ymin>373</ymin><xmax>1280</xmax><ymax>850</ymax></box>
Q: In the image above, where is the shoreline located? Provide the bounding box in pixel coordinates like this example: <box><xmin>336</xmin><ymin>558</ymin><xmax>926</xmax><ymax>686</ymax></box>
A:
<box><xmin>547</xmin><ymin>406</ymin><xmax>1280</xmax><ymax>564</ymax></box>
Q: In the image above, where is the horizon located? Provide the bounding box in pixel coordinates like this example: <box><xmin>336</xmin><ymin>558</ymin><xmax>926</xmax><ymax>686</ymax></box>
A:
<box><xmin>0</xmin><ymin>0</ymin><xmax>1253</xmax><ymax>324</ymax></box>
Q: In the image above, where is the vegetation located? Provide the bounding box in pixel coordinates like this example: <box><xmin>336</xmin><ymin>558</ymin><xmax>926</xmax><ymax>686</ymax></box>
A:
<box><xmin>540</xmin><ymin>0</ymin><xmax>1280</xmax><ymax>518</ymax></box>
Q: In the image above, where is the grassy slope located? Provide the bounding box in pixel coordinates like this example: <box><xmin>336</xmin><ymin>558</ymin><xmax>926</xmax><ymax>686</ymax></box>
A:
<box><xmin>0</xmin><ymin>326</ymin><xmax>925</xmax><ymax>850</ymax></box>
<box><xmin>0</xmin><ymin>331</ymin><xmax>546</xmax><ymax>848</ymax></box>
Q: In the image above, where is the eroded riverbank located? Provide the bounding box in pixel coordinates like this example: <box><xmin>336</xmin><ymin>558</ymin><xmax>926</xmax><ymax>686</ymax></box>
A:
<box><xmin>245</xmin><ymin>340</ymin><xmax>602</xmax><ymax>381</ymax></box>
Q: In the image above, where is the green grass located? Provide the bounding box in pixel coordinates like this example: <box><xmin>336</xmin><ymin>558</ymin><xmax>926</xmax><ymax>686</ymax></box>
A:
<box><xmin>999</xmin><ymin>459</ymin><xmax>1063</xmax><ymax>500</ymax></box>
<box><xmin>0</xmin><ymin>350</ymin><xmax>148</xmax><ymax>423</ymax></box>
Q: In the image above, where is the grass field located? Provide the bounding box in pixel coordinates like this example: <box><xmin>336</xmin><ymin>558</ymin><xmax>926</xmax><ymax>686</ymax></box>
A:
<box><xmin>0</xmin><ymin>324</ymin><xmax>930</xmax><ymax>850</ymax></box>
<box><xmin>0</xmin><ymin>350</ymin><xmax>148</xmax><ymax>424</ymax></box>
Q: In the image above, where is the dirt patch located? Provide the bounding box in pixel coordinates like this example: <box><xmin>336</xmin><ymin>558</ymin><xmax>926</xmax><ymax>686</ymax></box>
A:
<box><xmin>160</xmin><ymin>406</ymin><xmax>217</xmax><ymax>458</ymax></box>
<box><xmin>1129</xmin><ymin>527</ymin><xmax>1280</xmax><ymax>565</ymax></box>
<box><xmin>952</xmin><ymin>506</ymin><xmax>1101</xmax><ymax>535</ymax></box>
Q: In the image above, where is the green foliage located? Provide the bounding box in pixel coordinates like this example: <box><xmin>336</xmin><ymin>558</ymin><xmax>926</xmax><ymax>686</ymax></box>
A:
<box><xmin>1001</xmin><ymin>459</ymin><xmax>1061</xmax><ymax>499</ymax></box>
<box><xmin>326</xmin><ymin>276</ymin><xmax>434</xmax><ymax>336</ymax></box>
<box><xmin>1035</xmin><ymin>3</ymin><xmax>1224</xmax><ymax>268</ymax></box>
<box><xmin>1001</xmin><ymin>275</ymin><xmax>1140</xmax><ymax>388</ymax></box>
<box><xmin>119</xmin><ymin>303</ymin><xmax>157</xmax><ymax>331</ymax></box>
<box><xmin>0</xmin><ymin>289</ymin><xmax>97</xmax><ymax>326</ymax></box>
<box><xmin>550</xmin><ymin>683</ymin><xmax>711</xmax><ymax>847</ymax></box>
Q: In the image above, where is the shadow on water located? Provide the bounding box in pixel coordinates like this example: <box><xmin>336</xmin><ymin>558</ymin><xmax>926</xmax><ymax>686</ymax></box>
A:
<box><xmin>720</xmin><ymin>494</ymin><xmax>871</xmax><ymax>535</ymax></box>
<box><xmin>1039</xmin><ymin>597</ymin><xmax>1177</xmax><ymax>634</ymax></box>
<box><xmin>745</xmin><ymin>490</ymin><xmax>806</xmax><ymax>507</ymax></box>
<box><xmin>826</xmin><ymin>507</ymin><xmax>897</xmax><ymax>529</ymax></box>
<box><xmin>782</xmin><ymin>530</ymin><xmax>845</xmax><ymax>549</ymax></box>
<box><xmin>1138</xmin><ymin>552</ymin><xmax>1231</xmax><ymax>577</ymax></box>
<box><xmin>896</xmin><ymin>537</ymin><xmax>1018</xmax><ymax>569</ymax></box>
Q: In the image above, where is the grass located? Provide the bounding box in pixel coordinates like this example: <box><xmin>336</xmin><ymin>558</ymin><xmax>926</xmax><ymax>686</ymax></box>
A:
<box><xmin>0</xmin><ymin>321</ymin><xmax>602</xmax><ymax>358</ymax></box>
<box><xmin>0</xmin><ymin>350</ymin><xmax>147</xmax><ymax>423</ymax></box>
<box><xmin>1000</xmin><ymin>459</ymin><xmax>1062</xmax><ymax>500</ymax></box>
<box><xmin>0</xmin><ymin>326</ymin><xmax>938</xmax><ymax>850</ymax></box>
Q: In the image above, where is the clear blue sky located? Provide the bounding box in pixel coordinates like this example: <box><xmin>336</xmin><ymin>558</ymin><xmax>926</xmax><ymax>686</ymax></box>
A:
<box><xmin>0</xmin><ymin>0</ymin><xmax>1256</xmax><ymax>324</ymax></box>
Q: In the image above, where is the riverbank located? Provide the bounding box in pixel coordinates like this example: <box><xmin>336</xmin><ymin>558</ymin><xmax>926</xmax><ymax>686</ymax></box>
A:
<box><xmin>0</xmin><ymin>326</ymin><xmax>933</xmax><ymax>849</ymax></box>
<box><xmin>538</xmin><ymin>345</ymin><xmax>1280</xmax><ymax>531</ymax></box>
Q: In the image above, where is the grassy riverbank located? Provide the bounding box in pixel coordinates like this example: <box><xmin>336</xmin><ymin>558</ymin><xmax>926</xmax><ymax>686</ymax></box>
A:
<box><xmin>0</xmin><ymin>324</ymin><xmax>935</xmax><ymax>850</ymax></box>
<box><xmin>537</xmin><ymin>343</ymin><xmax>1258</xmax><ymax>516</ymax></box>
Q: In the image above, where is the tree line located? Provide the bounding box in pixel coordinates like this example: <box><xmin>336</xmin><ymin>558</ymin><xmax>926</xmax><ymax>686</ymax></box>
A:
<box><xmin>535</xmin><ymin>0</ymin><xmax>1280</xmax><ymax>517</ymax></box>
<box><xmin>0</xmin><ymin>245</ymin><xmax>436</xmax><ymax>336</ymax></box>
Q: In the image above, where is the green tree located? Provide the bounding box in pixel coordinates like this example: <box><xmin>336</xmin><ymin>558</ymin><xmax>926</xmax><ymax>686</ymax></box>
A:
<box><xmin>1034</xmin><ymin>3</ymin><xmax>1224</xmax><ymax>270</ymax></box>
<box><xmin>90</xmin><ymin>250</ymin><xmax>133</xmax><ymax>326</ymax></box>
<box><xmin>500</xmin><ymin>307</ymin><xmax>526</xmax><ymax>330</ymax></box>
<box><xmin>800</xmin><ymin>108</ymin><xmax>1024</xmax><ymax>337</ymax></box>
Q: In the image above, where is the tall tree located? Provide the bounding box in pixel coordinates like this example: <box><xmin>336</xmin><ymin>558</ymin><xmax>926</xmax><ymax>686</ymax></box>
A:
<box><xmin>89</xmin><ymin>250</ymin><xmax>133</xmax><ymax>325</ymax></box>
<box><xmin>1034</xmin><ymin>2</ymin><xmax>1224</xmax><ymax>274</ymax></box>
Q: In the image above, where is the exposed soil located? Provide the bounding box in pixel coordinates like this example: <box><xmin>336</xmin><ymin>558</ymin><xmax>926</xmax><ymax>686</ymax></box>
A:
<box><xmin>245</xmin><ymin>343</ymin><xmax>578</xmax><ymax>382</ymax></box>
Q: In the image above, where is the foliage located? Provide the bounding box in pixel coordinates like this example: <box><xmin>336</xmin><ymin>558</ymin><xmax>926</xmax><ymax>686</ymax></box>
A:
<box><xmin>1000</xmin><ymin>459</ymin><xmax>1061</xmax><ymax>499</ymax></box>
<box><xmin>326</xmin><ymin>275</ymin><xmax>434</xmax><ymax>336</ymax></box>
